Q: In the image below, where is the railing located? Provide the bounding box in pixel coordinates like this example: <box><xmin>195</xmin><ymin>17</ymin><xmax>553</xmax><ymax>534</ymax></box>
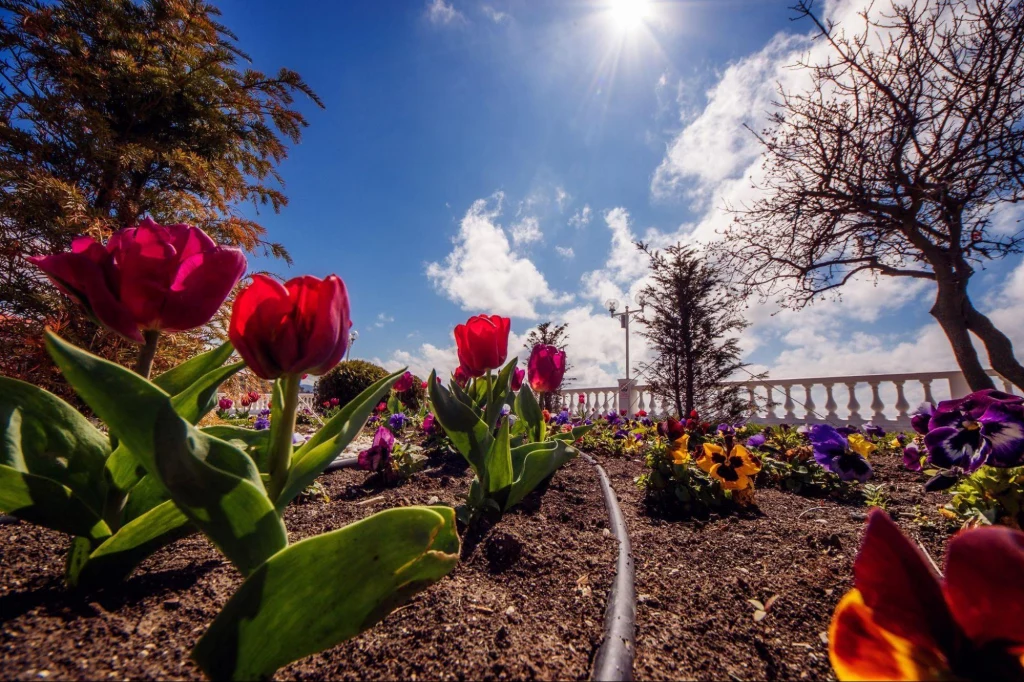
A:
<box><xmin>216</xmin><ymin>393</ymin><xmax>316</xmax><ymax>414</ymax></box>
<box><xmin>556</xmin><ymin>370</ymin><xmax>1018</xmax><ymax>429</ymax></box>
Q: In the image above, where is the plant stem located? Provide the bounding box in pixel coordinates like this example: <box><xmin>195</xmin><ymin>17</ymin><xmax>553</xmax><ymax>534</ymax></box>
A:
<box><xmin>134</xmin><ymin>330</ymin><xmax>160</xmax><ymax>379</ymax></box>
<box><xmin>267</xmin><ymin>373</ymin><xmax>301</xmax><ymax>502</ymax></box>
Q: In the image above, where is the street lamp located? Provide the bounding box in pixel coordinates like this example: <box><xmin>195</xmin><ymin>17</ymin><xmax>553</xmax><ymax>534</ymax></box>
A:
<box><xmin>346</xmin><ymin>330</ymin><xmax>359</xmax><ymax>361</ymax></box>
<box><xmin>607</xmin><ymin>298</ymin><xmax>644</xmax><ymax>383</ymax></box>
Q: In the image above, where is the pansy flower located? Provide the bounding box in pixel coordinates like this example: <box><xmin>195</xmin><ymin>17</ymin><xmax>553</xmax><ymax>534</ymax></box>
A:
<box><xmin>746</xmin><ymin>432</ymin><xmax>767</xmax><ymax>450</ymax></box>
<box><xmin>807</xmin><ymin>424</ymin><xmax>874</xmax><ymax>482</ymax></box>
<box><xmin>829</xmin><ymin>509</ymin><xmax>1024</xmax><ymax>681</ymax></box>
<box><xmin>924</xmin><ymin>389</ymin><xmax>1024</xmax><ymax>472</ymax></box>
<box><xmin>697</xmin><ymin>442</ymin><xmax>762</xmax><ymax>490</ymax></box>
<box><xmin>902</xmin><ymin>442</ymin><xmax>923</xmax><ymax>472</ymax></box>
<box><xmin>864</xmin><ymin>423</ymin><xmax>886</xmax><ymax>439</ymax></box>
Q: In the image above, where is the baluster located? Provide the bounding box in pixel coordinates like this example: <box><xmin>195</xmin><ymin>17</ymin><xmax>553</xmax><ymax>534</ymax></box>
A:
<box><xmin>765</xmin><ymin>385</ymin><xmax>778</xmax><ymax>420</ymax></box>
<box><xmin>747</xmin><ymin>387</ymin><xmax>757</xmax><ymax>418</ymax></box>
<box><xmin>921</xmin><ymin>379</ymin><xmax>935</xmax><ymax>405</ymax></box>
<box><xmin>846</xmin><ymin>383</ymin><xmax>861</xmax><ymax>422</ymax></box>
<box><xmin>869</xmin><ymin>381</ymin><xmax>885</xmax><ymax>422</ymax></box>
<box><xmin>601</xmin><ymin>391</ymin><xmax>609</xmax><ymax>414</ymax></box>
<box><xmin>894</xmin><ymin>381</ymin><xmax>910</xmax><ymax>420</ymax></box>
<box><xmin>637</xmin><ymin>389</ymin><xmax>647</xmax><ymax>415</ymax></box>
<box><xmin>824</xmin><ymin>383</ymin><xmax>838</xmax><ymax>420</ymax></box>
<box><xmin>802</xmin><ymin>384</ymin><xmax>816</xmax><ymax>422</ymax></box>
<box><xmin>783</xmin><ymin>385</ymin><xmax>796</xmax><ymax>421</ymax></box>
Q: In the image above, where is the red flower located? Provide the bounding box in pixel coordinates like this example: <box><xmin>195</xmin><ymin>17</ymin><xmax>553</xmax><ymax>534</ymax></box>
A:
<box><xmin>330</xmin><ymin>397</ymin><xmax>340</xmax><ymax>406</ymax></box>
<box><xmin>453</xmin><ymin>365</ymin><xmax>470</xmax><ymax>388</ymax></box>
<box><xmin>659</xmin><ymin>418</ymin><xmax>686</xmax><ymax>441</ymax></box>
<box><xmin>454</xmin><ymin>314</ymin><xmax>511</xmax><ymax>377</ymax></box>
<box><xmin>636</xmin><ymin>410</ymin><xmax>647</xmax><ymax>417</ymax></box>
<box><xmin>527</xmin><ymin>344</ymin><xmax>567</xmax><ymax>393</ymax></box>
<box><xmin>685</xmin><ymin>418</ymin><xmax>698</xmax><ymax>430</ymax></box>
<box><xmin>393</xmin><ymin>371</ymin><xmax>414</xmax><ymax>393</ymax></box>
<box><xmin>829</xmin><ymin>509</ymin><xmax>1024</xmax><ymax>681</ymax></box>
<box><xmin>28</xmin><ymin>218</ymin><xmax>245</xmax><ymax>343</ymax></box>
<box><xmin>229</xmin><ymin>274</ymin><xmax>351</xmax><ymax>380</ymax></box>
<box><xmin>420</xmin><ymin>381</ymin><xmax>428</xmax><ymax>389</ymax></box>
<box><xmin>542</xmin><ymin>409</ymin><xmax>551</xmax><ymax>422</ymax></box>
<box><xmin>376</xmin><ymin>401</ymin><xmax>387</xmax><ymax>413</ymax></box>
<box><xmin>699</xmin><ymin>421</ymin><xmax>711</xmax><ymax>434</ymax></box>
<box><xmin>248</xmin><ymin>391</ymin><xmax>260</xmax><ymax>402</ymax></box>
<box><xmin>689</xmin><ymin>410</ymin><xmax>699</xmax><ymax>419</ymax></box>
<box><xmin>579</xmin><ymin>393</ymin><xmax>586</xmax><ymax>404</ymax></box>
<box><xmin>620</xmin><ymin>409</ymin><xmax>627</xmax><ymax>416</ymax></box>
<box><xmin>511</xmin><ymin>367</ymin><xmax>525</xmax><ymax>392</ymax></box>
<box><xmin>322</xmin><ymin>400</ymin><xmax>330</xmax><ymax>408</ymax></box>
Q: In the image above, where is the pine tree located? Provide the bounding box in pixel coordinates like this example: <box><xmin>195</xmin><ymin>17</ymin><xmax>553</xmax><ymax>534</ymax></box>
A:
<box><xmin>0</xmin><ymin>0</ymin><xmax>323</xmax><ymax>391</ymax></box>
<box><xmin>635</xmin><ymin>243</ymin><xmax>750</xmax><ymax>421</ymax></box>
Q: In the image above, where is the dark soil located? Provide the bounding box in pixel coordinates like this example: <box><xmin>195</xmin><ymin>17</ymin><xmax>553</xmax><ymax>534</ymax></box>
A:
<box><xmin>595</xmin><ymin>449</ymin><xmax>956</xmax><ymax>681</ymax></box>
<box><xmin>0</xmin><ymin>453</ymin><xmax>615</xmax><ymax>681</ymax></box>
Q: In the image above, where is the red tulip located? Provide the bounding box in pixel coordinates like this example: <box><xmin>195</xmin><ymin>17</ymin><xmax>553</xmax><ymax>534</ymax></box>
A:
<box><xmin>421</xmin><ymin>381</ymin><xmax>428</xmax><ymax>389</ymax></box>
<box><xmin>453</xmin><ymin>365</ymin><xmax>470</xmax><ymax>388</ymax></box>
<box><xmin>689</xmin><ymin>410</ymin><xmax>699</xmax><ymax>419</ymax></box>
<box><xmin>376</xmin><ymin>401</ymin><xmax>387</xmax><ymax>413</ymax></box>
<box><xmin>528</xmin><ymin>344</ymin><xmax>566</xmax><ymax>393</ymax></box>
<box><xmin>28</xmin><ymin>218</ymin><xmax>246</xmax><ymax>343</ymax></box>
<box><xmin>829</xmin><ymin>509</ymin><xmax>1024</xmax><ymax>680</ymax></box>
<box><xmin>229</xmin><ymin>274</ymin><xmax>351</xmax><ymax>380</ymax></box>
<box><xmin>578</xmin><ymin>393</ymin><xmax>586</xmax><ymax>404</ymax></box>
<box><xmin>330</xmin><ymin>397</ymin><xmax>340</xmax><ymax>406</ymax></box>
<box><xmin>454</xmin><ymin>314</ymin><xmax>511</xmax><ymax>377</ymax></box>
<box><xmin>511</xmin><ymin>367</ymin><xmax>525</xmax><ymax>391</ymax></box>
<box><xmin>542</xmin><ymin>409</ymin><xmax>551</xmax><ymax>422</ymax></box>
<box><xmin>393</xmin><ymin>371</ymin><xmax>414</xmax><ymax>393</ymax></box>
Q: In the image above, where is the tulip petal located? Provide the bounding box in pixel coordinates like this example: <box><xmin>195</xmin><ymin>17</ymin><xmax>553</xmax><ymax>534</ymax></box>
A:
<box><xmin>853</xmin><ymin>511</ymin><xmax>958</xmax><ymax>656</ymax></box>
<box><xmin>943</xmin><ymin>524</ymin><xmax>1024</xmax><ymax>649</ymax></box>
<box><xmin>829</xmin><ymin>589</ymin><xmax>951</xmax><ymax>681</ymax></box>
<box><xmin>160</xmin><ymin>247</ymin><xmax>246</xmax><ymax>331</ymax></box>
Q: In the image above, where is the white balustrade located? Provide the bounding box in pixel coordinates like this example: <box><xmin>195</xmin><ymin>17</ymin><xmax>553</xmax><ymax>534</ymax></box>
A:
<box><xmin>557</xmin><ymin>369</ymin><xmax>1018</xmax><ymax>429</ymax></box>
<box><xmin>215</xmin><ymin>392</ymin><xmax>315</xmax><ymax>415</ymax></box>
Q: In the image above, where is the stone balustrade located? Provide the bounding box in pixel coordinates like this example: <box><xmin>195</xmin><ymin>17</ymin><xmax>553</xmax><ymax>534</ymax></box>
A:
<box><xmin>216</xmin><ymin>393</ymin><xmax>316</xmax><ymax>414</ymax></box>
<box><xmin>556</xmin><ymin>370</ymin><xmax>1019</xmax><ymax>429</ymax></box>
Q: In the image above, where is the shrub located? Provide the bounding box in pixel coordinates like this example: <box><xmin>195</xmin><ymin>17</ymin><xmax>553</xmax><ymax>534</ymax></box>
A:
<box><xmin>315</xmin><ymin>360</ymin><xmax>389</xmax><ymax>413</ymax></box>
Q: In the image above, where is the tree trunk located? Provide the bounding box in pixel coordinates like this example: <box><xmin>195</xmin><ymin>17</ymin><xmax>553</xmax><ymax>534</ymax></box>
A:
<box><xmin>963</xmin><ymin>300</ymin><xmax>1024</xmax><ymax>391</ymax></box>
<box><xmin>930</xmin><ymin>278</ymin><xmax>995</xmax><ymax>391</ymax></box>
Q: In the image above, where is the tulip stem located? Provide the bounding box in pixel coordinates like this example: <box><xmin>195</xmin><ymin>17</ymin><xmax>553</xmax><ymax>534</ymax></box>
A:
<box><xmin>134</xmin><ymin>330</ymin><xmax>160</xmax><ymax>379</ymax></box>
<box><xmin>267</xmin><ymin>373</ymin><xmax>301</xmax><ymax>502</ymax></box>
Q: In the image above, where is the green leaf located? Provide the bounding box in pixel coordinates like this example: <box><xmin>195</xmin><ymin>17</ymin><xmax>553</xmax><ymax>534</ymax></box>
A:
<box><xmin>514</xmin><ymin>384</ymin><xmax>546</xmax><ymax>443</ymax></box>
<box><xmin>483</xmin><ymin>359</ymin><xmax>517</xmax><ymax>430</ymax></box>
<box><xmin>387</xmin><ymin>392</ymin><xmax>401</xmax><ymax>415</ymax></box>
<box><xmin>152</xmin><ymin>340</ymin><xmax>235</xmax><ymax>395</ymax></box>
<box><xmin>483</xmin><ymin>418</ymin><xmax>513</xmax><ymax>500</ymax></box>
<box><xmin>552</xmin><ymin>423</ymin><xmax>594</xmax><ymax>443</ymax></box>
<box><xmin>0</xmin><ymin>377</ymin><xmax>110</xmax><ymax>513</ymax></box>
<box><xmin>277</xmin><ymin>370</ymin><xmax>403</xmax><ymax>512</ymax></box>
<box><xmin>70</xmin><ymin>500</ymin><xmax>191</xmax><ymax>588</ymax></box>
<box><xmin>201</xmin><ymin>426</ymin><xmax>272</xmax><ymax>473</ymax></box>
<box><xmin>192</xmin><ymin>506</ymin><xmax>460</xmax><ymax>681</ymax></box>
<box><xmin>45</xmin><ymin>332</ymin><xmax>287</xmax><ymax>575</ymax></box>
<box><xmin>505</xmin><ymin>440</ymin><xmax>577</xmax><ymax>510</ymax></box>
<box><xmin>427</xmin><ymin>370</ymin><xmax>493</xmax><ymax>472</ymax></box>
<box><xmin>0</xmin><ymin>464</ymin><xmax>110</xmax><ymax>540</ymax></box>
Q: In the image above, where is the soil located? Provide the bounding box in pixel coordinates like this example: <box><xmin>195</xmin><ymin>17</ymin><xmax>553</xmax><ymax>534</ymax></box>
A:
<box><xmin>0</xmin><ymin>451</ymin><xmax>616</xmax><ymax>681</ymax></box>
<box><xmin>594</xmin><ymin>448</ymin><xmax>956</xmax><ymax>681</ymax></box>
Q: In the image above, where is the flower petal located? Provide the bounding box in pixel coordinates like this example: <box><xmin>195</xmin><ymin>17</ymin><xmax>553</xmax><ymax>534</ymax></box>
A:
<box><xmin>829</xmin><ymin>589</ymin><xmax>952</xmax><ymax>681</ymax></box>
<box><xmin>924</xmin><ymin>425</ymin><xmax>988</xmax><ymax>471</ymax></box>
<box><xmin>979</xmin><ymin>401</ymin><xmax>1024</xmax><ymax>468</ymax></box>
<box><xmin>943</xmin><ymin>524</ymin><xmax>1024</xmax><ymax>649</ymax></box>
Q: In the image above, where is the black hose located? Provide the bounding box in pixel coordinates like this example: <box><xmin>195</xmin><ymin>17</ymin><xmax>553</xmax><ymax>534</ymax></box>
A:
<box><xmin>323</xmin><ymin>455</ymin><xmax>359</xmax><ymax>473</ymax></box>
<box><xmin>582</xmin><ymin>453</ymin><xmax>636</xmax><ymax>682</ymax></box>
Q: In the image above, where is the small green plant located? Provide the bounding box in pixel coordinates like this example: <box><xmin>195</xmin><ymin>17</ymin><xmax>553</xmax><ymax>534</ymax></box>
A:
<box><xmin>941</xmin><ymin>465</ymin><xmax>1024</xmax><ymax>528</ymax></box>
<box><xmin>861</xmin><ymin>483</ymin><xmax>889</xmax><ymax>510</ymax></box>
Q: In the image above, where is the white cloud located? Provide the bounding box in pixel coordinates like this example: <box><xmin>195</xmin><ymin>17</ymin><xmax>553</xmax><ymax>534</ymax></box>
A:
<box><xmin>425</xmin><ymin>0</ymin><xmax>465</xmax><ymax>26</ymax></box>
<box><xmin>426</xmin><ymin>193</ymin><xmax>573</xmax><ymax>318</ymax></box>
<box><xmin>555</xmin><ymin>186</ymin><xmax>570</xmax><ymax>212</ymax></box>
<box><xmin>481</xmin><ymin>4</ymin><xmax>508</xmax><ymax>23</ymax></box>
<box><xmin>372</xmin><ymin>312</ymin><xmax>395</xmax><ymax>329</ymax></box>
<box><xmin>568</xmin><ymin>204</ymin><xmax>592</xmax><ymax>229</ymax></box>
<box><xmin>510</xmin><ymin>216</ymin><xmax>542</xmax><ymax>246</ymax></box>
<box><xmin>556</xmin><ymin>246</ymin><xmax>575</xmax><ymax>259</ymax></box>
<box><xmin>580</xmin><ymin>208</ymin><xmax>651</xmax><ymax>306</ymax></box>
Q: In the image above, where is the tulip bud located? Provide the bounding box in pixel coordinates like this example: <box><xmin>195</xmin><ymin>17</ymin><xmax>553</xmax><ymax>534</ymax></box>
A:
<box><xmin>511</xmin><ymin>367</ymin><xmax>525</xmax><ymax>392</ymax></box>
<box><xmin>454</xmin><ymin>314</ymin><xmax>511</xmax><ymax>377</ymax></box>
<box><xmin>229</xmin><ymin>274</ymin><xmax>351</xmax><ymax>380</ymax></box>
<box><xmin>527</xmin><ymin>344</ymin><xmax>567</xmax><ymax>393</ymax></box>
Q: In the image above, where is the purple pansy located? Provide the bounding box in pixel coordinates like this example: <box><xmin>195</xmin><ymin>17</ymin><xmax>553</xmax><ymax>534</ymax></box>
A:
<box><xmin>613</xmin><ymin>428</ymin><xmax>629</xmax><ymax>440</ymax></box>
<box><xmin>923</xmin><ymin>389</ymin><xmax>1024</xmax><ymax>472</ymax></box>
<box><xmin>902</xmin><ymin>442</ymin><xmax>922</xmax><ymax>471</ymax></box>
<box><xmin>422</xmin><ymin>413</ymin><xmax>436</xmax><ymax>434</ymax></box>
<box><xmin>807</xmin><ymin>424</ymin><xmax>873</xmax><ymax>482</ymax></box>
<box><xmin>836</xmin><ymin>425</ymin><xmax>861</xmax><ymax>437</ymax></box>
<box><xmin>388</xmin><ymin>412</ymin><xmax>407</xmax><ymax>431</ymax></box>
<box><xmin>555</xmin><ymin>409</ymin><xmax>570</xmax><ymax>425</ymax></box>
<box><xmin>746</xmin><ymin>433</ymin><xmax>767</xmax><ymax>449</ymax></box>
<box><xmin>717</xmin><ymin>423</ymin><xmax>735</xmax><ymax>436</ymax></box>
<box><xmin>253</xmin><ymin>416</ymin><xmax>270</xmax><ymax>431</ymax></box>
<box><xmin>864</xmin><ymin>423</ymin><xmax>886</xmax><ymax>439</ymax></box>
<box><xmin>357</xmin><ymin>426</ymin><xmax>394</xmax><ymax>472</ymax></box>
<box><xmin>910</xmin><ymin>402</ymin><xmax>934</xmax><ymax>435</ymax></box>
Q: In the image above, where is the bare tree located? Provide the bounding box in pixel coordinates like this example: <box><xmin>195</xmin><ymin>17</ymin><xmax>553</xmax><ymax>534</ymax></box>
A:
<box><xmin>714</xmin><ymin>0</ymin><xmax>1024</xmax><ymax>390</ymax></box>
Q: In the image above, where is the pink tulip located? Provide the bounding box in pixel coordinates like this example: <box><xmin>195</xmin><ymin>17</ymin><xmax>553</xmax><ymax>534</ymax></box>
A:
<box><xmin>28</xmin><ymin>218</ymin><xmax>245</xmax><ymax>343</ymax></box>
<box><xmin>393</xmin><ymin>371</ymin><xmax>414</xmax><ymax>393</ymax></box>
<box><xmin>527</xmin><ymin>344</ymin><xmax>567</xmax><ymax>393</ymax></box>
<box><xmin>511</xmin><ymin>366</ymin><xmax>525</xmax><ymax>391</ymax></box>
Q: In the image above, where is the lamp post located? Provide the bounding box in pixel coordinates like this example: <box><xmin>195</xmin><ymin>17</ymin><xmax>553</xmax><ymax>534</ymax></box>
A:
<box><xmin>607</xmin><ymin>298</ymin><xmax>644</xmax><ymax>413</ymax></box>
<box><xmin>346</xmin><ymin>330</ymin><xmax>359</xmax><ymax>361</ymax></box>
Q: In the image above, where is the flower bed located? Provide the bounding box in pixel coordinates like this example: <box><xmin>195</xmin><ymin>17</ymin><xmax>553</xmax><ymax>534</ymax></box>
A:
<box><xmin>0</xmin><ymin>453</ymin><xmax>615</xmax><ymax>680</ymax></box>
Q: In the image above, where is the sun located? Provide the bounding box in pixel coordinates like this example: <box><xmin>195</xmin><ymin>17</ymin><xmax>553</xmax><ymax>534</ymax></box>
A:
<box><xmin>606</xmin><ymin>0</ymin><xmax>652</xmax><ymax>32</ymax></box>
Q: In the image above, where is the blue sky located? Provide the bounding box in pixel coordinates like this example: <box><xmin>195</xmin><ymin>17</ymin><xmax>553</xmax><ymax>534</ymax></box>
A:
<box><xmin>216</xmin><ymin>0</ymin><xmax>1024</xmax><ymax>387</ymax></box>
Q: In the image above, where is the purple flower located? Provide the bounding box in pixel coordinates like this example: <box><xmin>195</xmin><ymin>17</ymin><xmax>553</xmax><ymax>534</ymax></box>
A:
<box><xmin>357</xmin><ymin>426</ymin><xmax>394</xmax><ymax>472</ymax></box>
<box><xmin>641</xmin><ymin>417</ymin><xmax>653</xmax><ymax>427</ymax></box>
<box><xmin>717</xmin><ymin>423</ymin><xmax>735</xmax><ymax>436</ymax></box>
<box><xmin>807</xmin><ymin>424</ymin><xmax>873</xmax><ymax>482</ymax></box>
<box><xmin>422</xmin><ymin>413</ymin><xmax>436</xmax><ymax>434</ymax></box>
<box><xmin>864</xmin><ymin>423</ymin><xmax>886</xmax><ymax>439</ymax></box>
<box><xmin>613</xmin><ymin>429</ymin><xmax>628</xmax><ymax>440</ymax></box>
<box><xmin>910</xmin><ymin>403</ymin><xmax>934</xmax><ymax>435</ymax></box>
<box><xmin>923</xmin><ymin>389</ymin><xmax>1024</xmax><ymax>472</ymax></box>
<box><xmin>896</xmin><ymin>433</ymin><xmax>908</xmax><ymax>446</ymax></box>
<box><xmin>253</xmin><ymin>416</ymin><xmax>270</xmax><ymax>431</ymax></box>
<box><xmin>746</xmin><ymin>433</ymin><xmax>767</xmax><ymax>449</ymax></box>
<box><xmin>836</xmin><ymin>425</ymin><xmax>861</xmax><ymax>437</ymax></box>
<box><xmin>555</xmin><ymin>410</ymin><xmax>570</xmax><ymax>425</ymax></box>
<box><xmin>388</xmin><ymin>413</ymin><xmax>407</xmax><ymax>431</ymax></box>
<box><xmin>902</xmin><ymin>443</ymin><xmax>922</xmax><ymax>471</ymax></box>
<box><xmin>258</xmin><ymin>408</ymin><xmax>271</xmax><ymax>417</ymax></box>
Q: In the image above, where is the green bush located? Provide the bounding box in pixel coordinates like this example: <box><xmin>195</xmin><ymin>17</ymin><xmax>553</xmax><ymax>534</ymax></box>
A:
<box><xmin>315</xmin><ymin>360</ymin><xmax>389</xmax><ymax>413</ymax></box>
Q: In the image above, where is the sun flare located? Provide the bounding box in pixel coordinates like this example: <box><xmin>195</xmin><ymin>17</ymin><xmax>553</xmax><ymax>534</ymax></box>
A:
<box><xmin>606</xmin><ymin>0</ymin><xmax>652</xmax><ymax>32</ymax></box>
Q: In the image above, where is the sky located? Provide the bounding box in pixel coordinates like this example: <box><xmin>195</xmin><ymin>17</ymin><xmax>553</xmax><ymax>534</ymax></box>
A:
<box><xmin>215</xmin><ymin>0</ymin><xmax>1024</xmax><ymax>388</ymax></box>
